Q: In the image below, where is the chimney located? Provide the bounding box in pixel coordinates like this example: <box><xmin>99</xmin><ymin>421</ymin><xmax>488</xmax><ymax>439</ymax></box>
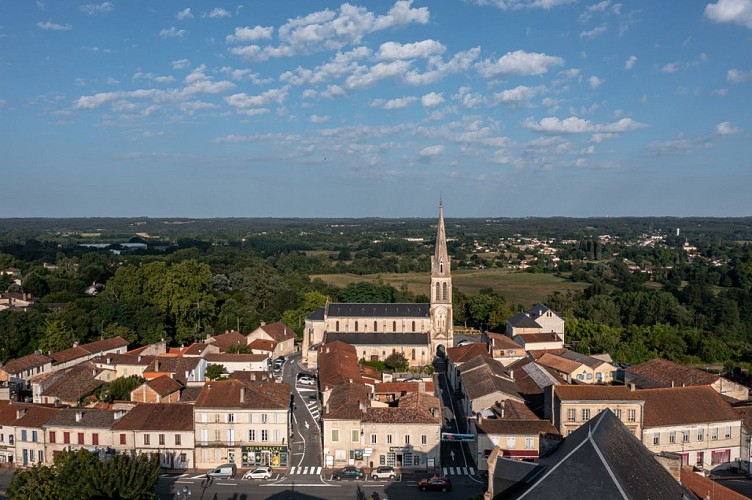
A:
<box><xmin>671</xmin><ymin>380</ymin><xmax>674</xmax><ymax>388</ymax></box>
<box><xmin>509</xmin><ymin>370</ymin><xmax>514</xmax><ymax>381</ymax></box>
<box><xmin>418</xmin><ymin>381</ymin><xmax>426</xmax><ymax>394</ymax></box>
<box><xmin>359</xmin><ymin>400</ymin><xmax>367</xmax><ymax>413</ymax></box>
<box><xmin>138</xmin><ymin>355</ymin><xmax>142</xmax><ymax>362</ymax></box>
<box><xmin>16</xmin><ymin>408</ymin><xmax>26</xmax><ymax>419</ymax></box>
<box><xmin>75</xmin><ymin>411</ymin><xmax>84</xmax><ymax>422</ymax></box>
<box><xmin>92</xmin><ymin>369</ymin><xmax>97</xmax><ymax>377</ymax></box>
<box><xmin>107</xmin><ymin>357</ymin><xmax>112</xmax><ymax>364</ymax></box>
<box><xmin>629</xmin><ymin>383</ymin><xmax>636</xmax><ymax>392</ymax></box>
<box><xmin>240</xmin><ymin>386</ymin><xmax>246</xmax><ymax>403</ymax></box>
<box><xmin>155</xmin><ymin>359</ymin><xmax>160</xmax><ymax>372</ymax></box>
<box><xmin>73</xmin><ymin>341</ymin><xmax>79</xmax><ymax>348</ymax></box>
<box><xmin>260</xmin><ymin>321</ymin><xmax>266</xmax><ymax>327</ymax></box>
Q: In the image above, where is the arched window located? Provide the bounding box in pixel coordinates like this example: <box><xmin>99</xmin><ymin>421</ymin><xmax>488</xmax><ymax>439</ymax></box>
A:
<box><xmin>435</xmin><ymin>282</ymin><xmax>440</xmax><ymax>300</ymax></box>
<box><xmin>411</xmin><ymin>349</ymin><xmax>416</xmax><ymax>360</ymax></box>
<box><xmin>440</xmin><ymin>260</ymin><xmax>443</xmax><ymax>273</ymax></box>
<box><xmin>412</xmin><ymin>321</ymin><xmax>416</xmax><ymax>332</ymax></box>
<box><xmin>373</xmin><ymin>321</ymin><xmax>378</xmax><ymax>332</ymax></box>
<box><xmin>393</xmin><ymin>321</ymin><xmax>397</xmax><ymax>332</ymax></box>
<box><xmin>336</xmin><ymin>321</ymin><xmax>340</xmax><ymax>331</ymax></box>
<box><xmin>442</xmin><ymin>282</ymin><xmax>447</xmax><ymax>301</ymax></box>
<box><xmin>355</xmin><ymin>321</ymin><xmax>359</xmax><ymax>332</ymax></box>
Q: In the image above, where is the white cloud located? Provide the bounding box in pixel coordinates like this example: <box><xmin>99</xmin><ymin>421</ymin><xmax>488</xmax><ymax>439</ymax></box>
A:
<box><xmin>716</xmin><ymin>121</ymin><xmax>741</xmax><ymax>134</ymax></box>
<box><xmin>625</xmin><ymin>55</ymin><xmax>637</xmax><ymax>70</ymax></box>
<box><xmin>419</xmin><ymin>145</ymin><xmax>445</xmax><ymax>156</ymax></box>
<box><xmin>579</xmin><ymin>24</ymin><xmax>607</xmax><ymax>39</ymax></box>
<box><xmin>728</xmin><ymin>68</ymin><xmax>752</xmax><ymax>82</ymax></box>
<box><xmin>226</xmin><ymin>26</ymin><xmax>274</xmax><ymax>43</ymax></box>
<box><xmin>133</xmin><ymin>71</ymin><xmax>175</xmax><ymax>84</ymax></box>
<box><xmin>591</xmin><ymin>133</ymin><xmax>618</xmax><ymax>142</ymax></box>
<box><xmin>177</xmin><ymin>8</ymin><xmax>193</xmax><ymax>20</ymax></box>
<box><xmin>705</xmin><ymin>0</ymin><xmax>752</xmax><ymax>29</ymax></box>
<box><xmin>452</xmin><ymin>87</ymin><xmax>484</xmax><ymax>108</ymax></box>
<box><xmin>711</xmin><ymin>88</ymin><xmax>728</xmax><ymax>96</ymax></box>
<box><xmin>160</xmin><ymin>27</ymin><xmax>187</xmax><ymax>38</ymax></box>
<box><xmin>524</xmin><ymin>116</ymin><xmax>647</xmax><ymax>134</ymax></box>
<box><xmin>661</xmin><ymin>62</ymin><xmax>679</xmax><ymax>73</ymax></box>
<box><xmin>492</xmin><ymin>84</ymin><xmax>544</xmax><ymax>104</ymax></box>
<box><xmin>106</xmin><ymin>77</ymin><xmax>119</xmax><ymax>85</ymax></box>
<box><xmin>345</xmin><ymin>60</ymin><xmax>412</xmax><ymax>90</ymax></box>
<box><xmin>421</xmin><ymin>92</ymin><xmax>444</xmax><ymax>107</ymax></box>
<box><xmin>309</xmin><ymin>114</ymin><xmax>330</xmax><ymax>123</ymax></box>
<box><xmin>378</xmin><ymin>40</ymin><xmax>445</xmax><ymax>60</ymax></box>
<box><xmin>172</xmin><ymin>59</ymin><xmax>190</xmax><ymax>70</ymax></box>
<box><xmin>0</xmin><ymin>99</ymin><xmax>6</xmax><ymax>108</ymax></box>
<box><xmin>477</xmin><ymin>50</ymin><xmax>564</xmax><ymax>78</ymax></box>
<box><xmin>224</xmin><ymin>86</ymin><xmax>290</xmax><ymax>114</ymax></box>
<box><xmin>79</xmin><ymin>2</ymin><xmax>113</xmax><ymax>15</ymax></box>
<box><xmin>204</xmin><ymin>8</ymin><xmax>232</xmax><ymax>18</ymax></box>
<box><xmin>37</xmin><ymin>21</ymin><xmax>72</xmax><ymax>31</ymax></box>
<box><xmin>376</xmin><ymin>96</ymin><xmax>417</xmax><ymax>109</ymax></box>
<box><xmin>468</xmin><ymin>0</ymin><xmax>575</xmax><ymax>10</ymax></box>
<box><xmin>180</xmin><ymin>101</ymin><xmax>215</xmax><ymax>114</ymax></box>
<box><xmin>588</xmin><ymin>75</ymin><xmax>604</xmax><ymax>89</ymax></box>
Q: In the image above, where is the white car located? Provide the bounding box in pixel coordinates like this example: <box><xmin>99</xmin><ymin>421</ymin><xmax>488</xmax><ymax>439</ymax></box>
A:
<box><xmin>297</xmin><ymin>375</ymin><xmax>316</xmax><ymax>385</ymax></box>
<box><xmin>243</xmin><ymin>467</ymin><xmax>272</xmax><ymax>480</ymax></box>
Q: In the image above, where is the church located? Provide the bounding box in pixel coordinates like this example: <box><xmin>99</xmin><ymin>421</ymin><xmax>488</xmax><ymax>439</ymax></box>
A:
<box><xmin>302</xmin><ymin>202</ymin><xmax>454</xmax><ymax>369</ymax></box>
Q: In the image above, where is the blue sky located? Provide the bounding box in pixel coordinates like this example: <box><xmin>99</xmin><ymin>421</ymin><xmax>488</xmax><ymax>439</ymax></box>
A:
<box><xmin>1</xmin><ymin>0</ymin><xmax>751</xmax><ymax>218</ymax></box>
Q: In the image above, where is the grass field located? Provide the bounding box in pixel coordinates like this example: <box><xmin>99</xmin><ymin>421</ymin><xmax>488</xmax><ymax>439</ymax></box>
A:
<box><xmin>310</xmin><ymin>269</ymin><xmax>588</xmax><ymax>307</ymax></box>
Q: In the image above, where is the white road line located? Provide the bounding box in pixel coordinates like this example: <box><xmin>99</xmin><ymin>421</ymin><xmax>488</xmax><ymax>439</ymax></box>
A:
<box><xmin>462</xmin><ymin>467</ymin><xmax>468</xmax><ymax>475</ymax></box>
<box><xmin>190</xmin><ymin>474</ymin><xmax>205</xmax><ymax>479</ymax></box>
<box><xmin>303</xmin><ymin>466</ymin><xmax>309</xmax><ymax>474</ymax></box>
<box><xmin>443</xmin><ymin>467</ymin><xmax>448</xmax><ymax>476</ymax></box>
<box><xmin>470</xmin><ymin>467</ymin><xmax>475</xmax><ymax>475</ymax></box>
<box><xmin>316</xmin><ymin>466</ymin><xmax>322</xmax><ymax>474</ymax></box>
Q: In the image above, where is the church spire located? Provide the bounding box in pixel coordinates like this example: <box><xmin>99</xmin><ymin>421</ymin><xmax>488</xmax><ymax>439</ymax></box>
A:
<box><xmin>434</xmin><ymin>199</ymin><xmax>449</xmax><ymax>276</ymax></box>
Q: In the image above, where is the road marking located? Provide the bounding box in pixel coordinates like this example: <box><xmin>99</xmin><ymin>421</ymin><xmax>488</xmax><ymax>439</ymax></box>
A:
<box><xmin>316</xmin><ymin>466</ymin><xmax>322</xmax><ymax>474</ymax></box>
<box><xmin>303</xmin><ymin>466</ymin><xmax>309</xmax><ymax>474</ymax></box>
<box><xmin>462</xmin><ymin>467</ymin><xmax>468</xmax><ymax>475</ymax></box>
<box><xmin>443</xmin><ymin>467</ymin><xmax>448</xmax><ymax>475</ymax></box>
<box><xmin>216</xmin><ymin>482</ymin><xmax>234</xmax><ymax>486</ymax></box>
<box><xmin>189</xmin><ymin>474</ymin><xmax>205</xmax><ymax>479</ymax></box>
<box><xmin>469</xmin><ymin>467</ymin><xmax>475</xmax><ymax>475</ymax></box>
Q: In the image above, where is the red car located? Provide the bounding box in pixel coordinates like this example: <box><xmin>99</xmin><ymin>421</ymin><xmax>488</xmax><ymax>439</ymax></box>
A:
<box><xmin>418</xmin><ymin>476</ymin><xmax>452</xmax><ymax>492</ymax></box>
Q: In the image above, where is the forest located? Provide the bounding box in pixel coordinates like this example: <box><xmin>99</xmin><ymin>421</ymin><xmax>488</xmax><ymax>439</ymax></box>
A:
<box><xmin>0</xmin><ymin>216</ymin><xmax>751</xmax><ymax>379</ymax></box>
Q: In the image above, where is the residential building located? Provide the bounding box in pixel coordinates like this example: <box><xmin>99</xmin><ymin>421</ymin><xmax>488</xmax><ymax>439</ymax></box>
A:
<box><xmin>486</xmin><ymin>332</ymin><xmax>526</xmax><ymax>366</ymax></box>
<box><xmin>91</xmin><ymin>353</ymin><xmax>155</xmax><ymax>380</ymax></box>
<box><xmin>48</xmin><ymin>337</ymin><xmax>129</xmax><ymax>371</ymax></box>
<box><xmin>505</xmin><ymin>357</ymin><xmax>566</xmax><ymax>418</ymax></box>
<box><xmin>144</xmin><ymin>356</ymin><xmax>207</xmax><ymax>385</ymax></box>
<box><xmin>247</xmin><ymin>321</ymin><xmax>297</xmax><ymax>358</ymax></box>
<box><xmin>0</xmin><ymin>353</ymin><xmax>53</xmax><ymax>390</ymax></box>
<box><xmin>203</xmin><ymin>353</ymin><xmax>269</xmax><ymax>375</ymax></box>
<box><xmin>535</xmin><ymin>351</ymin><xmax>616</xmax><ymax>384</ymax></box>
<box><xmin>0</xmin><ymin>401</ymin><xmax>59</xmax><ymax>466</ymax></box>
<box><xmin>506</xmin><ymin>304</ymin><xmax>564</xmax><ymax>340</ymax></box>
<box><xmin>547</xmin><ymin>385</ymin><xmax>644</xmax><ymax>438</ymax></box>
<box><xmin>317</xmin><ymin>341</ymin><xmax>365</xmax><ymax>405</ymax></box>
<box><xmin>445</xmin><ymin>342</ymin><xmax>491</xmax><ymax>391</ymax></box>
<box><xmin>193</xmin><ymin>379</ymin><xmax>291</xmax><ymax>469</ymax></box>
<box><xmin>130</xmin><ymin>375</ymin><xmax>182</xmax><ymax>404</ymax></box>
<box><xmin>44</xmin><ymin>408</ymin><xmax>124</xmax><ymax>462</ymax></box>
<box><xmin>37</xmin><ymin>362</ymin><xmax>107</xmax><ymax>406</ymax></box>
<box><xmin>205</xmin><ymin>331</ymin><xmax>247</xmax><ymax>353</ymax></box>
<box><xmin>456</xmin><ymin>355</ymin><xmax>523</xmax><ymax>423</ymax></box>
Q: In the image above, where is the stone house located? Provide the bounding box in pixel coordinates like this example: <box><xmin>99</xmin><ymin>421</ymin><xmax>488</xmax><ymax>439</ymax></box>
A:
<box><xmin>247</xmin><ymin>321</ymin><xmax>297</xmax><ymax>358</ymax></box>
<box><xmin>43</xmin><ymin>408</ymin><xmax>124</xmax><ymax>462</ymax></box>
<box><xmin>0</xmin><ymin>353</ymin><xmax>53</xmax><ymax>390</ymax></box>
<box><xmin>130</xmin><ymin>375</ymin><xmax>182</xmax><ymax>404</ymax></box>
<box><xmin>486</xmin><ymin>332</ymin><xmax>526</xmax><ymax>366</ymax></box>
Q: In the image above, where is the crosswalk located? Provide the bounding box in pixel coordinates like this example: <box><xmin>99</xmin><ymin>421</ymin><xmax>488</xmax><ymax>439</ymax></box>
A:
<box><xmin>288</xmin><ymin>466</ymin><xmax>322</xmax><ymax>475</ymax></box>
<box><xmin>297</xmin><ymin>386</ymin><xmax>320</xmax><ymax>419</ymax></box>
<box><xmin>442</xmin><ymin>466</ymin><xmax>475</xmax><ymax>476</ymax></box>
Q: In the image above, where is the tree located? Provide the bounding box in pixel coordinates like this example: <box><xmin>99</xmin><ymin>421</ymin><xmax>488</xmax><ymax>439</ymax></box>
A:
<box><xmin>206</xmin><ymin>363</ymin><xmax>225</xmax><ymax>380</ymax></box>
<box><xmin>38</xmin><ymin>318</ymin><xmax>76</xmax><ymax>354</ymax></box>
<box><xmin>384</xmin><ymin>352</ymin><xmax>408</xmax><ymax>371</ymax></box>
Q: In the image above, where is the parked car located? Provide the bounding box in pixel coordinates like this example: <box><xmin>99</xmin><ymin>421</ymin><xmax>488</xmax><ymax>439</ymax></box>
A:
<box><xmin>332</xmin><ymin>466</ymin><xmax>364</xmax><ymax>480</ymax></box>
<box><xmin>242</xmin><ymin>466</ymin><xmax>272</xmax><ymax>480</ymax></box>
<box><xmin>297</xmin><ymin>374</ymin><xmax>316</xmax><ymax>385</ymax></box>
<box><xmin>418</xmin><ymin>476</ymin><xmax>452</xmax><ymax>492</ymax></box>
<box><xmin>206</xmin><ymin>463</ymin><xmax>237</xmax><ymax>479</ymax></box>
<box><xmin>371</xmin><ymin>466</ymin><xmax>396</xmax><ymax>480</ymax></box>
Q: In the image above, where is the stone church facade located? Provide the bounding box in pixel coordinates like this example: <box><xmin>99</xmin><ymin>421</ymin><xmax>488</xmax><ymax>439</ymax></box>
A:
<box><xmin>302</xmin><ymin>202</ymin><xmax>454</xmax><ymax>368</ymax></box>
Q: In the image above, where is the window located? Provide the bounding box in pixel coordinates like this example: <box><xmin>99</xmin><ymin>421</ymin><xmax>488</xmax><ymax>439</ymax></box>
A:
<box><xmin>507</xmin><ymin>437</ymin><xmax>516</xmax><ymax>448</ymax></box>
<box><xmin>421</xmin><ymin>435</ymin><xmax>427</xmax><ymax>445</ymax></box>
<box><xmin>412</xmin><ymin>349</ymin><xmax>416</xmax><ymax>361</ymax></box>
<box><xmin>336</xmin><ymin>321</ymin><xmax>340</xmax><ymax>331</ymax></box>
<box><xmin>175</xmin><ymin>434</ymin><xmax>181</xmax><ymax>446</ymax></box>
<box><xmin>682</xmin><ymin>431</ymin><xmax>689</xmax><ymax>443</ymax></box>
<box><xmin>435</xmin><ymin>283</ymin><xmax>440</xmax><ymax>300</ymax></box>
<box><xmin>697</xmin><ymin>428</ymin><xmax>704</xmax><ymax>441</ymax></box>
<box><xmin>696</xmin><ymin>452</ymin><xmax>704</xmax><ymax>467</ymax></box>
<box><xmin>711</xmin><ymin>428</ymin><xmax>719</xmax><ymax>440</ymax></box>
<box><xmin>374</xmin><ymin>321</ymin><xmax>377</xmax><ymax>331</ymax></box>
<box><xmin>38</xmin><ymin>451</ymin><xmax>43</xmax><ymax>464</ymax></box>
<box><xmin>711</xmin><ymin>449</ymin><xmax>731</xmax><ymax>465</ymax></box>
<box><xmin>214</xmin><ymin>429</ymin><xmax>221</xmax><ymax>442</ymax></box>
<box><xmin>614</xmin><ymin>409</ymin><xmax>622</xmax><ymax>420</ymax></box>
<box><xmin>355</xmin><ymin>321</ymin><xmax>359</xmax><ymax>332</ymax></box>
<box><xmin>21</xmin><ymin>430</ymin><xmax>27</xmax><ymax>442</ymax></box>
<box><xmin>443</xmin><ymin>282</ymin><xmax>447</xmax><ymax>300</ymax></box>
<box><xmin>725</xmin><ymin>426</ymin><xmax>732</xmax><ymax>439</ymax></box>
<box><xmin>386</xmin><ymin>434</ymin><xmax>392</xmax><ymax>444</ymax></box>
<box><xmin>159</xmin><ymin>434</ymin><xmax>165</xmax><ymax>446</ymax></box>
<box><xmin>653</xmin><ymin>433</ymin><xmax>660</xmax><ymax>445</ymax></box>
<box><xmin>214</xmin><ymin>413</ymin><xmax>221</xmax><ymax>423</ymax></box>
<box><xmin>119</xmin><ymin>433</ymin><xmax>126</xmax><ymax>445</ymax></box>
<box><xmin>371</xmin><ymin>434</ymin><xmax>377</xmax><ymax>444</ymax></box>
<box><xmin>261</xmin><ymin>430</ymin><xmax>268</xmax><ymax>442</ymax></box>
<box><xmin>249</xmin><ymin>429</ymin><xmax>255</xmax><ymax>441</ymax></box>
<box><xmin>627</xmin><ymin>409</ymin><xmax>636</xmax><ymax>422</ymax></box>
<box><xmin>380</xmin><ymin>455</ymin><xmax>386</xmax><ymax>465</ymax></box>
<box><xmin>49</xmin><ymin>432</ymin><xmax>56</xmax><ymax>444</ymax></box>
<box><xmin>586</xmin><ymin>373</ymin><xmax>593</xmax><ymax>380</ymax></box>
<box><xmin>581</xmin><ymin>409</ymin><xmax>590</xmax><ymax>421</ymax></box>
<box><xmin>92</xmin><ymin>433</ymin><xmax>99</xmax><ymax>446</ymax></box>
<box><xmin>227</xmin><ymin>413</ymin><xmax>235</xmax><ymax>423</ymax></box>
<box><xmin>78</xmin><ymin>433</ymin><xmax>84</xmax><ymax>445</ymax></box>
<box><xmin>200</xmin><ymin>413</ymin><xmax>207</xmax><ymax>423</ymax></box>
<box><xmin>261</xmin><ymin>414</ymin><xmax>268</xmax><ymax>424</ymax></box>
<box><xmin>331</xmin><ymin>430</ymin><xmax>339</xmax><ymax>442</ymax></box>
<box><xmin>31</xmin><ymin>431</ymin><xmax>37</xmax><ymax>443</ymax></box>
<box><xmin>567</xmin><ymin>409</ymin><xmax>576</xmax><ymax>422</ymax></box>
<box><xmin>393</xmin><ymin>321</ymin><xmax>396</xmax><ymax>332</ymax></box>
<box><xmin>352</xmin><ymin>430</ymin><xmax>359</xmax><ymax>443</ymax></box>
<box><xmin>144</xmin><ymin>434</ymin><xmax>150</xmax><ymax>446</ymax></box>
<box><xmin>404</xmin><ymin>434</ymin><xmax>410</xmax><ymax>445</ymax></box>
<box><xmin>525</xmin><ymin>438</ymin><xmax>535</xmax><ymax>449</ymax></box>
<box><xmin>669</xmin><ymin>431</ymin><xmax>676</xmax><ymax>444</ymax></box>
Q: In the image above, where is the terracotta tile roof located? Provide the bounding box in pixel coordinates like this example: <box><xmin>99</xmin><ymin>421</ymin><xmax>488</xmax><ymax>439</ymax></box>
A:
<box><xmin>324</xmin><ymin>383</ymin><xmax>372</xmax><ymax>420</ymax></box>
<box><xmin>638</xmin><ymin>386</ymin><xmax>741</xmax><ymax>427</ymax></box>
<box><xmin>16</xmin><ymin>405</ymin><xmax>60</xmax><ymax>428</ymax></box>
<box><xmin>536</xmin><ymin>353</ymin><xmax>583</xmax><ymax>374</ymax></box>
<box><xmin>179</xmin><ymin>386</ymin><xmax>202</xmax><ymax>402</ymax></box>
<box><xmin>249</xmin><ymin>339</ymin><xmax>277</xmax><ymax>352</ymax></box>
<box><xmin>0</xmin><ymin>401</ymin><xmax>32</xmax><ymax>425</ymax></box>
<box><xmin>626</xmin><ymin>358</ymin><xmax>719</xmax><ymax>388</ymax></box>
<box><xmin>365</xmin><ymin>393</ymin><xmax>441</xmax><ymax>424</ymax></box>
<box><xmin>194</xmin><ymin>379</ymin><xmax>290</xmax><ymax>409</ymax></box>
<box><xmin>318</xmin><ymin>341</ymin><xmax>363</xmax><ymax>390</ymax></box>
<box><xmin>461</xmin><ymin>365</ymin><xmax>522</xmax><ymax>402</ymax></box>
<box><xmin>183</xmin><ymin>343</ymin><xmax>215</xmax><ymax>356</ymax></box>
<box><xmin>258</xmin><ymin>321</ymin><xmax>296</xmax><ymax>343</ymax></box>
<box><xmin>208</xmin><ymin>331</ymin><xmax>247</xmax><ymax>351</ymax></box>
<box><xmin>144</xmin><ymin>375</ymin><xmax>183</xmax><ymax>397</ymax></box>
<box><xmin>528</xmin><ymin>349</ymin><xmax>568</xmax><ymax>360</ymax></box>
<box><xmin>49</xmin><ymin>346</ymin><xmax>90</xmax><ymax>365</ymax></box>
<box><xmin>374</xmin><ymin>381</ymin><xmax>435</xmax><ymax>395</ymax></box>
<box><xmin>112</xmin><ymin>403</ymin><xmax>194</xmax><ymax>432</ymax></box>
<box><xmin>144</xmin><ymin>357</ymin><xmax>202</xmax><ymax>384</ymax></box>
<box><xmin>554</xmin><ymin>385</ymin><xmax>642</xmax><ymax>402</ymax></box>
<box><xmin>459</xmin><ymin>354</ymin><xmax>508</xmax><ymax>378</ymax></box>
<box><xmin>1</xmin><ymin>353</ymin><xmax>53</xmax><ymax>374</ymax></box>
<box><xmin>92</xmin><ymin>353</ymin><xmax>153</xmax><ymax>366</ymax></box>
<box><xmin>80</xmin><ymin>336</ymin><xmax>129</xmax><ymax>354</ymax></box>
<box><xmin>229</xmin><ymin>371</ymin><xmax>270</xmax><ymax>382</ymax></box>
<box><xmin>735</xmin><ymin>404</ymin><xmax>752</xmax><ymax>433</ymax></box>
<box><xmin>204</xmin><ymin>353</ymin><xmax>268</xmax><ymax>363</ymax></box>
<box><xmin>680</xmin><ymin>466</ymin><xmax>748</xmax><ymax>500</ymax></box>
<box><xmin>446</xmin><ymin>342</ymin><xmax>490</xmax><ymax>364</ymax></box>
<box><xmin>45</xmin><ymin>408</ymin><xmax>123</xmax><ymax>429</ymax></box>
<box><xmin>516</xmin><ymin>333</ymin><xmax>562</xmax><ymax>343</ymax></box>
<box><xmin>476</xmin><ymin>416</ymin><xmax>557</xmax><ymax>436</ymax></box>
<box><xmin>42</xmin><ymin>362</ymin><xmax>106</xmax><ymax>403</ymax></box>
<box><xmin>487</xmin><ymin>332</ymin><xmax>524</xmax><ymax>349</ymax></box>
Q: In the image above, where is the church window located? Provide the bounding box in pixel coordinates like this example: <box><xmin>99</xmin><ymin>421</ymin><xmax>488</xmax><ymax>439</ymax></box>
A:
<box><xmin>435</xmin><ymin>283</ymin><xmax>440</xmax><ymax>300</ymax></box>
<box><xmin>393</xmin><ymin>321</ymin><xmax>396</xmax><ymax>332</ymax></box>
<box><xmin>440</xmin><ymin>261</ymin><xmax>443</xmax><ymax>273</ymax></box>
<box><xmin>355</xmin><ymin>321</ymin><xmax>358</xmax><ymax>332</ymax></box>
<box><xmin>411</xmin><ymin>349</ymin><xmax>416</xmax><ymax>361</ymax></box>
<box><xmin>442</xmin><ymin>282</ymin><xmax>447</xmax><ymax>301</ymax></box>
<box><xmin>374</xmin><ymin>321</ymin><xmax>377</xmax><ymax>332</ymax></box>
<box><xmin>412</xmin><ymin>321</ymin><xmax>416</xmax><ymax>332</ymax></box>
<box><xmin>336</xmin><ymin>321</ymin><xmax>339</xmax><ymax>331</ymax></box>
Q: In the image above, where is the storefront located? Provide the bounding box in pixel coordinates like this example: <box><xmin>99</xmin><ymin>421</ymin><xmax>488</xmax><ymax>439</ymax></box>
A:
<box><xmin>241</xmin><ymin>445</ymin><xmax>288</xmax><ymax>468</ymax></box>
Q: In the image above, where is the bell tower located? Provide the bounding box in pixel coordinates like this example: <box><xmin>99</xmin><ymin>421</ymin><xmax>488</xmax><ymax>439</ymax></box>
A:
<box><xmin>430</xmin><ymin>199</ymin><xmax>453</xmax><ymax>353</ymax></box>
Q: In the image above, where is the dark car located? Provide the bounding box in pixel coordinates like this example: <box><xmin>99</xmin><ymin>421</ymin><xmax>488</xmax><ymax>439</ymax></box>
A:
<box><xmin>418</xmin><ymin>476</ymin><xmax>452</xmax><ymax>492</ymax></box>
<box><xmin>332</xmin><ymin>466</ymin><xmax>364</xmax><ymax>480</ymax></box>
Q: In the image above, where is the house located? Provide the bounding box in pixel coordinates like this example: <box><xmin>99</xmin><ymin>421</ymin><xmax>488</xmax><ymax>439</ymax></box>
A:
<box><xmin>111</xmin><ymin>403</ymin><xmax>195</xmax><ymax>469</ymax></box>
<box><xmin>193</xmin><ymin>379</ymin><xmax>291</xmax><ymax>469</ymax></box>
<box><xmin>638</xmin><ymin>386</ymin><xmax>743</xmax><ymax>470</ymax></box>
<box><xmin>91</xmin><ymin>353</ymin><xmax>155</xmax><ymax>381</ymax></box>
<box><xmin>456</xmin><ymin>355</ymin><xmax>523</xmax><ymax>421</ymax></box>
<box><xmin>247</xmin><ymin>321</ymin><xmax>297</xmax><ymax>358</ymax></box>
<box><xmin>486</xmin><ymin>332</ymin><xmax>526</xmax><ymax>366</ymax></box>
<box><xmin>130</xmin><ymin>375</ymin><xmax>182</xmax><ymax>404</ymax></box>
<box><xmin>547</xmin><ymin>385</ymin><xmax>644</xmax><ymax>438</ymax></box>
<box><xmin>445</xmin><ymin>342</ymin><xmax>491</xmax><ymax>391</ymax></box>
<box><xmin>248</xmin><ymin>339</ymin><xmax>277</xmax><ymax>358</ymax></box>
<box><xmin>626</xmin><ymin>358</ymin><xmax>749</xmax><ymax>402</ymax></box>
<box><xmin>535</xmin><ymin>353</ymin><xmax>585</xmax><ymax>383</ymax></box>
<box><xmin>506</xmin><ymin>304</ymin><xmax>564</xmax><ymax>339</ymax></box>
<box><xmin>505</xmin><ymin>357</ymin><xmax>566</xmax><ymax>418</ymax></box>
<box><xmin>474</xmin><ymin>400</ymin><xmax>559</xmax><ymax>470</ymax></box>
<box><xmin>373</xmin><ymin>381</ymin><xmax>435</xmax><ymax>404</ymax></box>
<box><xmin>181</xmin><ymin>343</ymin><xmax>220</xmax><ymax>358</ymax></box>
<box><xmin>680</xmin><ymin>465</ymin><xmax>748</xmax><ymax>500</ymax></box>
<box><xmin>44</xmin><ymin>408</ymin><xmax>125</xmax><ymax>462</ymax></box>
<box><xmin>206</xmin><ymin>331</ymin><xmax>247</xmax><ymax>353</ymax></box>
<box><xmin>317</xmin><ymin>342</ymin><xmax>365</xmax><ymax>405</ymax></box>
<box><xmin>512</xmin><ymin>333</ymin><xmax>564</xmax><ymax>352</ymax></box>
<box><xmin>558</xmin><ymin>350</ymin><xmax>618</xmax><ymax>384</ymax></box>
<box><xmin>0</xmin><ymin>292</ymin><xmax>38</xmax><ymax>312</ymax></box>
<box><xmin>203</xmin><ymin>353</ymin><xmax>269</xmax><ymax>375</ymax></box>
<box><xmin>0</xmin><ymin>401</ymin><xmax>59</xmax><ymax>467</ymax></box>
<box><xmin>143</xmin><ymin>356</ymin><xmax>207</xmax><ymax>385</ymax></box>
<box><xmin>486</xmin><ymin>409</ymin><xmax>691</xmax><ymax>499</ymax></box>
<box><xmin>49</xmin><ymin>337</ymin><xmax>130</xmax><ymax>371</ymax></box>
<box><xmin>0</xmin><ymin>353</ymin><xmax>54</xmax><ymax>390</ymax></box>
<box><xmin>37</xmin><ymin>362</ymin><xmax>107</xmax><ymax>406</ymax></box>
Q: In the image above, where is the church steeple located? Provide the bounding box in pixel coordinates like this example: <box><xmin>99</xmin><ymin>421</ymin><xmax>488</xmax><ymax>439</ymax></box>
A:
<box><xmin>433</xmin><ymin>199</ymin><xmax>449</xmax><ymax>277</ymax></box>
<box><xmin>430</xmin><ymin>199</ymin><xmax>453</xmax><ymax>349</ymax></box>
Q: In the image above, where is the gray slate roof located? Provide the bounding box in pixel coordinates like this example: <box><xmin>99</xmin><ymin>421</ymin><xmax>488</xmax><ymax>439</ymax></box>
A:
<box><xmin>326</xmin><ymin>303</ymin><xmax>430</xmax><ymax>318</ymax></box>
<box><xmin>507</xmin><ymin>312</ymin><xmax>541</xmax><ymax>329</ymax></box>
<box><xmin>306</xmin><ymin>307</ymin><xmax>325</xmax><ymax>321</ymax></box>
<box><xmin>325</xmin><ymin>333</ymin><xmax>430</xmax><ymax>346</ymax></box>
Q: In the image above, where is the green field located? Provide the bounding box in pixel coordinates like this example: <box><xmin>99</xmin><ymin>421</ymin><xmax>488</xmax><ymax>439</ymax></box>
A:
<box><xmin>311</xmin><ymin>269</ymin><xmax>588</xmax><ymax>307</ymax></box>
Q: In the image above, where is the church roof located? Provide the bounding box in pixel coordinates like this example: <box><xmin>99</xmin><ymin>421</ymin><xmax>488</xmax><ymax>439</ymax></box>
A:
<box><xmin>326</xmin><ymin>303</ymin><xmax>430</xmax><ymax>318</ymax></box>
<box><xmin>325</xmin><ymin>333</ymin><xmax>430</xmax><ymax>346</ymax></box>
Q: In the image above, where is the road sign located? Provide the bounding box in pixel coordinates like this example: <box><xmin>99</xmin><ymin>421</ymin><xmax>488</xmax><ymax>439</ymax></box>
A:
<box><xmin>441</xmin><ymin>432</ymin><xmax>475</xmax><ymax>442</ymax></box>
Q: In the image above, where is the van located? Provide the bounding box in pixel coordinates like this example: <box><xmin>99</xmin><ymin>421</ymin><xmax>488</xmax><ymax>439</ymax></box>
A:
<box><xmin>207</xmin><ymin>463</ymin><xmax>237</xmax><ymax>479</ymax></box>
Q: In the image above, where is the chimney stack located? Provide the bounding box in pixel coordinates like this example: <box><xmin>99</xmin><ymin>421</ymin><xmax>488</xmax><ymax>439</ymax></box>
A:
<box><xmin>240</xmin><ymin>386</ymin><xmax>246</xmax><ymax>403</ymax></box>
<box><xmin>75</xmin><ymin>411</ymin><xmax>83</xmax><ymax>422</ymax></box>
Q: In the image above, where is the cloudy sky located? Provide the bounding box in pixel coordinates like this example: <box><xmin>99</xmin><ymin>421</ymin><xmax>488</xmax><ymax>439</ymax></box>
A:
<box><xmin>2</xmin><ymin>1</ymin><xmax>751</xmax><ymax>217</ymax></box>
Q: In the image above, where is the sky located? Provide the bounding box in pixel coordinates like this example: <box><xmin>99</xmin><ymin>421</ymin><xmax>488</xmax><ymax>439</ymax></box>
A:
<box><xmin>1</xmin><ymin>0</ymin><xmax>751</xmax><ymax>218</ymax></box>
